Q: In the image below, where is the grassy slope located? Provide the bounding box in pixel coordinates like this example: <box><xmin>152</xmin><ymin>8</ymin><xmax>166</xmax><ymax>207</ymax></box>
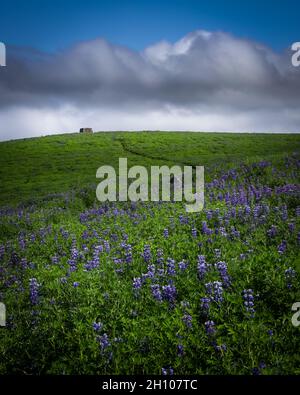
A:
<box><xmin>0</xmin><ymin>132</ymin><xmax>299</xmax><ymax>206</ymax></box>
<box><xmin>0</xmin><ymin>132</ymin><xmax>300</xmax><ymax>374</ymax></box>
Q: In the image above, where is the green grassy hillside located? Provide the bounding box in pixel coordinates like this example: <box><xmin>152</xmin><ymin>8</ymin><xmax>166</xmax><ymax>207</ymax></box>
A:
<box><xmin>0</xmin><ymin>132</ymin><xmax>299</xmax><ymax>375</ymax></box>
<box><xmin>0</xmin><ymin>132</ymin><xmax>299</xmax><ymax>206</ymax></box>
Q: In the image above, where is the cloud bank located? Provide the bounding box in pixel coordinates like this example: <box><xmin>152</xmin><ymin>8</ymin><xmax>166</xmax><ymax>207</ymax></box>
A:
<box><xmin>0</xmin><ymin>30</ymin><xmax>299</xmax><ymax>140</ymax></box>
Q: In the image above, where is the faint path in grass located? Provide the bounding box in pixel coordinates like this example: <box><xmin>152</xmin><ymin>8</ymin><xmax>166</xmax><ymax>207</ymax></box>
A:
<box><xmin>116</xmin><ymin>137</ymin><xmax>197</xmax><ymax>169</ymax></box>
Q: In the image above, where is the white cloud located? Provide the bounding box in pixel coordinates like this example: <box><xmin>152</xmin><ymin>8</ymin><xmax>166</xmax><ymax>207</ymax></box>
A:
<box><xmin>0</xmin><ymin>30</ymin><xmax>299</xmax><ymax>140</ymax></box>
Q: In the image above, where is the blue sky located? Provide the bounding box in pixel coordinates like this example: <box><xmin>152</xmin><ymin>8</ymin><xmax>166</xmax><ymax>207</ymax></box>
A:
<box><xmin>0</xmin><ymin>0</ymin><xmax>299</xmax><ymax>52</ymax></box>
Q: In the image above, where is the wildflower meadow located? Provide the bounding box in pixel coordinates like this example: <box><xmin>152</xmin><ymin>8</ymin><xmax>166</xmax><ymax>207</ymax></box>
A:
<box><xmin>0</xmin><ymin>132</ymin><xmax>299</xmax><ymax>374</ymax></box>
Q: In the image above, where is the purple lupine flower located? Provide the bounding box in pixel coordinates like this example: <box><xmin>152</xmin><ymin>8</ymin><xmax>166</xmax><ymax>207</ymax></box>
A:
<box><xmin>197</xmin><ymin>255</ymin><xmax>208</xmax><ymax>280</ymax></box>
<box><xmin>81</xmin><ymin>230</ymin><xmax>89</xmax><ymax>239</ymax></box>
<box><xmin>124</xmin><ymin>243</ymin><xmax>132</xmax><ymax>264</ymax></box>
<box><xmin>202</xmin><ymin>221</ymin><xmax>213</xmax><ymax>235</ymax></box>
<box><xmin>245</xmin><ymin>205</ymin><xmax>251</xmax><ymax>216</ymax></box>
<box><xmin>156</xmin><ymin>249</ymin><xmax>164</xmax><ymax>267</ymax></box>
<box><xmin>285</xmin><ymin>267</ymin><xmax>296</xmax><ymax>289</ymax></box>
<box><xmin>163</xmin><ymin>228</ymin><xmax>169</xmax><ymax>238</ymax></box>
<box><xmin>113</xmin><ymin>257</ymin><xmax>123</xmax><ymax>274</ymax></box>
<box><xmin>19</xmin><ymin>237</ymin><xmax>26</xmax><ymax>250</ymax></box>
<box><xmin>60</xmin><ymin>228</ymin><xmax>69</xmax><ymax>239</ymax></box>
<box><xmin>205</xmin><ymin>320</ymin><xmax>216</xmax><ymax>335</ymax></box>
<box><xmin>242</xmin><ymin>289</ymin><xmax>255</xmax><ymax>317</ymax></box>
<box><xmin>288</xmin><ymin>223</ymin><xmax>295</xmax><ymax>232</ymax></box>
<box><xmin>278</xmin><ymin>240</ymin><xmax>287</xmax><ymax>255</ymax></box>
<box><xmin>73</xmin><ymin>281</ymin><xmax>79</xmax><ymax>287</ymax></box>
<box><xmin>259</xmin><ymin>361</ymin><xmax>266</xmax><ymax>369</ymax></box>
<box><xmin>82</xmin><ymin>244</ymin><xmax>89</xmax><ymax>253</ymax></box>
<box><xmin>182</xmin><ymin>314</ymin><xmax>192</xmax><ymax>328</ymax></box>
<box><xmin>230</xmin><ymin>226</ymin><xmax>240</xmax><ymax>238</ymax></box>
<box><xmin>205</xmin><ymin>281</ymin><xmax>223</xmax><ymax>304</ymax></box>
<box><xmin>162</xmin><ymin>367</ymin><xmax>174</xmax><ymax>375</ymax></box>
<box><xmin>281</xmin><ymin>205</ymin><xmax>288</xmax><ymax>221</ymax></box>
<box><xmin>111</xmin><ymin>233</ymin><xmax>118</xmax><ymax>242</ymax></box>
<box><xmin>84</xmin><ymin>257</ymin><xmax>99</xmax><ymax>271</ymax></box>
<box><xmin>191</xmin><ymin>228</ymin><xmax>197</xmax><ymax>238</ymax></box>
<box><xmin>162</xmin><ymin>284</ymin><xmax>177</xmax><ymax>304</ymax></box>
<box><xmin>94</xmin><ymin>244</ymin><xmax>103</xmax><ymax>254</ymax></box>
<box><xmin>178</xmin><ymin>260</ymin><xmax>188</xmax><ymax>271</ymax></box>
<box><xmin>166</xmin><ymin>258</ymin><xmax>176</xmax><ymax>276</ymax></box>
<box><xmin>92</xmin><ymin>322</ymin><xmax>103</xmax><ymax>332</ymax></box>
<box><xmin>142</xmin><ymin>245</ymin><xmax>152</xmax><ymax>263</ymax></box>
<box><xmin>20</xmin><ymin>258</ymin><xmax>28</xmax><ymax>270</ymax></box>
<box><xmin>216</xmin><ymin>261</ymin><xmax>231</xmax><ymax>288</ymax></box>
<box><xmin>151</xmin><ymin>284</ymin><xmax>162</xmax><ymax>301</ymax></box>
<box><xmin>177</xmin><ymin>344</ymin><xmax>184</xmax><ymax>357</ymax></box>
<box><xmin>253</xmin><ymin>205</ymin><xmax>261</xmax><ymax>219</ymax></box>
<box><xmin>97</xmin><ymin>333</ymin><xmax>110</xmax><ymax>351</ymax></box>
<box><xmin>85</xmin><ymin>244</ymin><xmax>101</xmax><ymax>271</ymax></box>
<box><xmin>200</xmin><ymin>297</ymin><xmax>211</xmax><ymax>313</ymax></box>
<box><xmin>103</xmin><ymin>240</ymin><xmax>110</xmax><ymax>252</ymax></box>
<box><xmin>10</xmin><ymin>251</ymin><xmax>20</xmax><ymax>266</ymax></box>
<box><xmin>252</xmin><ymin>367</ymin><xmax>260</xmax><ymax>376</ymax></box>
<box><xmin>70</xmin><ymin>244</ymin><xmax>79</xmax><ymax>261</ymax></box>
<box><xmin>214</xmin><ymin>249</ymin><xmax>221</xmax><ymax>259</ymax></box>
<box><xmin>68</xmin><ymin>258</ymin><xmax>77</xmax><ymax>273</ymax></box>
<box><xmin>51</xmin><ymin>255</ymin><xmax>59</xmax><ymax>265</ymax></box>
<box><xmin>179</xmin><ymin>214</ymin><xmax>189</xmax><ymax>224</ymax></box>
<box><xmin>208</xmin><ymin>209</ymin><xmax>215</xmax><ymax>219</ymax></box>
<box><xmin>230</xmin><ymin>208</ymin><xmax>236</xmax><ymax>218</ymax></box>
<box><xmin>29</xmin><ymin>278</ymin><xmax>40</xmax><ymax>305</ymax></box>
<box><xmin>219</xmin><ymin>227</ymin><xmax>227</xmax><ymax>237</ymax></box>
<box><xmin>202</xmin><ymin>221</ymin><xmax>208</xmax><ymax>233</ymax></box>
<box><xmin>214</xmin><ymin>343</ymin><xmax>227</xmax><ymax>352</ymax></box>
<box><xmin>147</xmin><ymin>264</ymin><xmax>156</xmax><ymax>279</ymax></box>
<box><xmin>133</xmin><ymin>277</ymin><xmax>142</xmax><ymax>289</ymax></box>
<box><xmin>267</xmin><ymin>225</ymin><xmax>277</xmax><ymax>238</ymax></box>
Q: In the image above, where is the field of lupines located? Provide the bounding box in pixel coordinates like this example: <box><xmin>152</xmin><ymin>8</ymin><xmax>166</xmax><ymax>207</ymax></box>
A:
<box><xmin>0</xmin><ymin>133</ymin><xmax>300</xmax><ymax>375</ymax></box>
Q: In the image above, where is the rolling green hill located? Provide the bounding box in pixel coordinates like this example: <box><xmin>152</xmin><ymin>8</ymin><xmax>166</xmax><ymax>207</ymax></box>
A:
<box><xmin>0</xmin><ymin>131</ymin><xmax>299</xmax><ymax>206</ymax></box>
